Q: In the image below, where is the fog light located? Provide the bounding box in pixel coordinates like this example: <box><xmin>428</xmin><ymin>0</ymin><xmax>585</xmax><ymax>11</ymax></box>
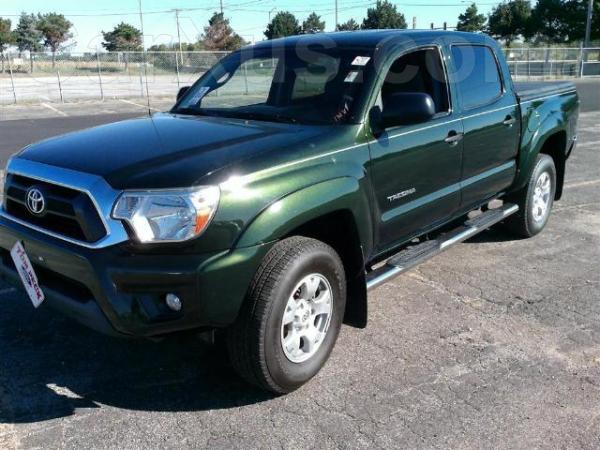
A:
<box><xmin>165</xmin><ymin>293</ymin><xmax>182</xmax><ymax>312</ymax></box>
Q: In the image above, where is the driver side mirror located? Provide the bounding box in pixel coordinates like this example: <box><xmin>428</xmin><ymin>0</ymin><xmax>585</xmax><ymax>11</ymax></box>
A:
<box><xmin>176</xmin><ymin>86</ymin><xmax>191</xmax><ymax>101</ymax></box>
<box><xmin>380</xmin><ymin>92</ymin><xmax>436</xmax><ymax>129</ymax></box>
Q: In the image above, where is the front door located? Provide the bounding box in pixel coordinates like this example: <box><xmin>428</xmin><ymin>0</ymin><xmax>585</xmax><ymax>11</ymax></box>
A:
<box><xmin>368</xmin><ymin>47</ymin><xmax>463</xmax><ymax>252</ymax></box>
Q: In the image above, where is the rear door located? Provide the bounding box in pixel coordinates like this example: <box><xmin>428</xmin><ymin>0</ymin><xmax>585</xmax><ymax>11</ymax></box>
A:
<box><xmin>449</xmin><ymin>44</ymin><xmax>520</xmax><ymax>209</ymax></box>
<box><xmin>368</xmin><ymin>46</ymin><xmax>463</xmax><ymax>252</ymax></box>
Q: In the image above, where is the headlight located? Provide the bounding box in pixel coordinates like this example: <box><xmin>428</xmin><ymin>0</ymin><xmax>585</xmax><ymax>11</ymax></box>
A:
<box><xmin>112</xmin><ymin>186</ymin><xmax>220</xmax><ymax>243</ymax></box>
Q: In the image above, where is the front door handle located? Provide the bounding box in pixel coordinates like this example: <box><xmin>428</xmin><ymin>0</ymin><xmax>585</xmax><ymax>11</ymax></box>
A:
<box><xmin>503</xmin><ymin>116</ymin><xmax>516</xmax><ymax>127</ymax></box>
<box><xmin>444</xmin><ymin>131</ymin><xmax>464</xmax><ymax>146</ymax></box>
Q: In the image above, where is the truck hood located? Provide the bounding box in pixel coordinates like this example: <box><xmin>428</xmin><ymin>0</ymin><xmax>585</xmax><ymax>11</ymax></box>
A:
<box><xmin>17</xmin><ymin>113</ymin><xmax>330</xmax><ymax>190</ymax></box>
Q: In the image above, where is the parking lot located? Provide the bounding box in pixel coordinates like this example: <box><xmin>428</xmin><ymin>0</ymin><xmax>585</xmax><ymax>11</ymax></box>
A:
<box><xmin>0</xmin><ymin>109</ymin><xmax>599</xmax><ymax>449</ymax></box>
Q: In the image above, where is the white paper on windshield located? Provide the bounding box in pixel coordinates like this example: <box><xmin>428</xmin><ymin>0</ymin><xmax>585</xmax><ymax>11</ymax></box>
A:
<box><xmin>345</xmin><ymin>71</ymin><xmax>360</xmax><ymax>83</ymax></box>
<box><xmin>351</xmin><ymin>56</ymin><xmax>371</xmax><ymax>66</ymax></box>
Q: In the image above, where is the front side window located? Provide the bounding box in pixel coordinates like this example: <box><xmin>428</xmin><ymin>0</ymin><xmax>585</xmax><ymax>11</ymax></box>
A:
<box><xmin>175</xmin><ymin>47</ymin><xmax>373</xmax><ymax>125</ymax></box>
<box><xmin>380</xmin><ymin>47</ymin><xmax>451</xmax><ymax>117</ymax></box>
<box><xmin>451</xmin><ymin>45</ymin><xmax>503</xmax><ymax>109</ymax></box>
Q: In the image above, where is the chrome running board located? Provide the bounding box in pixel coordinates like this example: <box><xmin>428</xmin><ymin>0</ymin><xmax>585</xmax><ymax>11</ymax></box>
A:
<box><xmin>366</xmin><ymin>203</ymin><xmax>519</xmax><ymax>291</ymax></box>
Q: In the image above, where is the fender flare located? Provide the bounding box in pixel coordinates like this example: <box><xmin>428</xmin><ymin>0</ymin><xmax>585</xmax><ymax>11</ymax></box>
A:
<box><xmin>235</xmin><ymin>176</ymin><xmax>373</xmax><ymax>250</ymax></box>
<box><xmin>513</xmin><ymin>111</ymin><xmax>567</xmax><ymax>193</ymax></box>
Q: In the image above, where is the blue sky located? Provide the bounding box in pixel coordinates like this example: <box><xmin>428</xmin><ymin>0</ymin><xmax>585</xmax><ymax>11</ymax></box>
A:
<box><xmin>0</xmin><ymin>0</ymin><xmax>500</xmax><ymax>52</ymax></box>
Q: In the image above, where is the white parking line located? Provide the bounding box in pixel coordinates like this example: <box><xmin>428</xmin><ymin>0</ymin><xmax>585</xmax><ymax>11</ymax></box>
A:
<box><xmin>40</xmin><ymin>103</ymin><xmax>68</xmax><ymax>117</ymax></box>
<box><xmin>564</xmin><ymin>179</ymin><xmax>600</xmax><ymax>189</ymax></box>
<box><xmin>119</xmin><ymin>99</ymin><xmax>160</xmax><ymax>112</ymax></box>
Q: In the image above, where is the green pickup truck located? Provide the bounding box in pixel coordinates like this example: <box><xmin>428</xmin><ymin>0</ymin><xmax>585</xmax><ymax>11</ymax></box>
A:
<box><xmin>0</xmin><ymin>31</ymin><xmax>579</xmax><ymax>393</ymax></box>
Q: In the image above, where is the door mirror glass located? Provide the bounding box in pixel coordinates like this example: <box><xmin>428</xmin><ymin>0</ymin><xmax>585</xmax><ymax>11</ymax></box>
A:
<box><xmin>176</xmin><ymin>86</ymin><xmax>191</xmax><ymax>101</ymax></box>
<box><xmin>381</xmin><ymin>92</ymin><xmax>435</xmax><ymax>128</ymax></box>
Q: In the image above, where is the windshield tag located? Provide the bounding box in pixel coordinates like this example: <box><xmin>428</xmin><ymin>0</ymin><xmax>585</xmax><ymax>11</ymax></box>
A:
<box><xmin>351</xmin><ymin>56</ymin><xmax>371</xmax><ymax>66</ymax></box>
<box><xmin>345</xmin><ymin>71</ymin><xmax>360</xmax><ymax>83</ymax></box>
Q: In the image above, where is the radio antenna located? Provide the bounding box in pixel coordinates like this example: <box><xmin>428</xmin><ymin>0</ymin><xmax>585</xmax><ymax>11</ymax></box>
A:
<box><xmin>138</xmin><ymin>0</ymin><xmax>152</xmax><ymax>116</ymax></box>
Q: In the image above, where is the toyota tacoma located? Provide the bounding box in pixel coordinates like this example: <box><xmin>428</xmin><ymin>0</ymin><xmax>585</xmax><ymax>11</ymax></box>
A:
<box><xmin>0</xmin><ymin>31</ymin><xmax>579</xmax><ymax>393</ymax></box>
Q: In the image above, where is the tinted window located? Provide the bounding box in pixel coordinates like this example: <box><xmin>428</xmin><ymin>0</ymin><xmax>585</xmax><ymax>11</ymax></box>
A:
<box><xmin>382</xmin><ymin>48</ymin><xmax>450</xmax><ymax>115</ymax></box>
<box><xmin>451</xmin><ymin>45</ymin><xmax>502</xmax><ymax>109</ymax></box>
<box><xmin>175</xmin><ymin>47</ymin><xmax>373</xmax><ymax>125</ymax></box>
<box><xmin>202</xmin><ymin>57</ymin><xmax>277</xmax><ymax>108</ymax></box>
<box><xmin>292</xmin><ymin>57</ymin><xmax>340</xmax><ymax>100</ymax></box>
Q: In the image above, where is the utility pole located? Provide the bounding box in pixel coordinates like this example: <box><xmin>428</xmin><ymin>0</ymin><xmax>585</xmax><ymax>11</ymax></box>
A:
<box><xmin>412</xmin><ymin>17</ymin><xmax>417</xmax><ymax>29</ymax></box>
<box><xmin>174</xmin><ymin>10</ymin><xmax>183</xmax><ymax>56</ymax></box>
<box><xmin>268</xmin><ymin>7</ymin><xmax>276</xmax><ymax>23</ymax></box>
<box><xmin>220</xmin><ymin>0</ymin><xmax>224</xmax><ymax>14</ymax></box>
<box><xmin>335</xmin><ymin>0</ymin><xmax>338</xmax><ymax>31</ymax></box>
<box><xmin>584</xmin><ymin>0</ymin><xmax>594</xmax><ymax>48</ymax></box>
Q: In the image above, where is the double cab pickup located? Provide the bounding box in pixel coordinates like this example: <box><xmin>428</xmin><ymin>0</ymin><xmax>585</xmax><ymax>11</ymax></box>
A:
<box><xmin>0</xmin><ymin>31</ymin><xmax>579</xmax><ymax>393</ymax></box>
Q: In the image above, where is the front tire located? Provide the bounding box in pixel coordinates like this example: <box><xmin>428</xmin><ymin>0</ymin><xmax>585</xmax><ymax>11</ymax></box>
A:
<box><xmin>227</xmin><ymin>236</ymin><xmax>346</xmax><ymax>394</ymax></box>
<box><xmin>504</xmin><ymin>154</ymin><xmax>556</xmax><ymax>238</ymax></box>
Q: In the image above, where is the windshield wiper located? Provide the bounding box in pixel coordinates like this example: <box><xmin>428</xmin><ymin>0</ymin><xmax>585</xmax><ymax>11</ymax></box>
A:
<box><xmin>223</xmin><ymin>111</ymin><xmax>299</xmax><ymax>124</ymax></box>
<box><xmin>172</xmin><ymin>106</ymin><xmax>208</xmax><ymax>116</ymax></box>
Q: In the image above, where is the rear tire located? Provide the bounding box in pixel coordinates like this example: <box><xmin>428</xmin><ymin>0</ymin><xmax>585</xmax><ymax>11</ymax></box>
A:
<box><xmin>504</xmin><ymin>154</ymin><xmax>556</xmax><ymax>238</ymax></box>
<box><xmin>227</xmin><ymin>236</ymin><xmax>346</xmax><ymax>394</ymax></box>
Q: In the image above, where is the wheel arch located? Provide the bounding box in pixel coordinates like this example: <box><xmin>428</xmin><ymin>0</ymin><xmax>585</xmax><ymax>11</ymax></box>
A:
<box><xmin>538</xmin><ymin>130</ymin><xmax>567</xmax><ymax>200</ymax></box>
<box><xmin>234</xmin><ymin>176</ymin><xmax>374</xmax><ymax>328</ymax></box>
<box><xmin>514</xmin><ymin>111</ymin><xmax>569</xmax><ymax>199</ymax></box>
<box><xmin>283</xmin><ymin>210</ymin><xmax>369</xmax><ymax>329</ymax></box>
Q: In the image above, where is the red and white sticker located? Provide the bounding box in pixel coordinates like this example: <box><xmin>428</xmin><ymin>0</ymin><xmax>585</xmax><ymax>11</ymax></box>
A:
<box><xmin>10</xmin><ymin>241</ymin><xmax>45</xmax><ymax>308</ymax></box>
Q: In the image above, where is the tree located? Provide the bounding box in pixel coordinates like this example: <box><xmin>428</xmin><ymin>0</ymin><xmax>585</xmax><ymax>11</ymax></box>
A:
<box><xmin>362</xmin><ymin>0</ymin><xmax>407</xmax><ymax>29</ymax></box>
<box><xmin>568</xmin><ymin>0</ymin><xmax>600</xmax><ymax>42</ymax></box>
<box><xmin>102</xmin><ymin>22</ymin><xmax>142</xmax><ymax>71</ymax></box>
<box><xmin>264</xmin><ymin>11</ymin><xmax>301</xmax><ymax>39</ymax></box>
<box><xmin>302</xmin><ymin>12</ymin><xmax>326</xmax><ymax>34</ymax></box>
<box><xmin>337</xmin><ymin>19</ymin><xmax>360</xmax><ymax>31</ymax></box>
<box><xmin>201</xmin><ymin>12</ymin><xmax>245</xmax><ymax>51</ymax></box>
<box><xmin>530</xmin><ymin>0</ymin><xmax>600</xmax><ymax>43</ymax></box>
<box><xmin>529</xmin><ymin>0</ymin><xmax>571</xmax><ymax>42</ymax></box>
<box><xmin>102</xmin><ymin>22</ymin><xmax>143</xmax><ymax>51</ymax></box>
<box><xmin>0</xmin><ymin>18</ymin><xmax>15</xmax><ymax>72</ymax></box>
<box><xmin>13</xmin><ymin>13</ymin><xmax>43</xmax><ymax>72</ymax></box>
<box><xmin>487</xmin><ymin>0</ymin><xmax>533</xmax><ymax>46</ymax></box>
<box><xmin>37</xmin><ymin>13</ymin><xmax>72</xmax><ymax>68</ymax></box>
<box><xmin>457</xmin><ymin>3</ymin><xmax>487</xmax><ymax>32</ymax></box>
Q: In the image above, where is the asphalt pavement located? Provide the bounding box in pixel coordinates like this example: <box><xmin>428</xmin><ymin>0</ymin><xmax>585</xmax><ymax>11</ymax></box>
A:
<box><xmin>0</xmin><ymin>112</ymin><xmax>599</xmax><ymax>449</ymax></box>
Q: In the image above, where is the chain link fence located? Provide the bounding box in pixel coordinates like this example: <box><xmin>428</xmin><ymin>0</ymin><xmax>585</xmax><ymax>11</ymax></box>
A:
<box><xmin>1</xmin><ymin>48</ymin><xmax>599</xmax><ymax>107</ymax></box>
<box><xmin>503</xmin><ymin>47</ymin><xmax>600</xmax><ymax>79</ymax></box>
<box><xmin>0</xmin><ymin>51</ymin><xmax>229</xmax><ymax>106</ymax></box>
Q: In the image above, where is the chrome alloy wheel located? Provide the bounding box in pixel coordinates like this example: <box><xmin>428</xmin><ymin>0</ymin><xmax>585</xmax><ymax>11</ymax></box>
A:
<box><xmin>532</xmin><ymin>171</ymin><xmax>552</xmax><ymax>223</ymax></box>
<box><xmin>281</xmin><ymin>273</ymin><xmax>334</xmax><ymax>363</ymax></box>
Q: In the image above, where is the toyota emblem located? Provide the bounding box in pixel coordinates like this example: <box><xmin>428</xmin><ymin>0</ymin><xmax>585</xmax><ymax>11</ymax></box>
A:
<box><xmin>26</xmin><ymin>188</ymin><xmax>46</xmax><ymax>216</ymax></box>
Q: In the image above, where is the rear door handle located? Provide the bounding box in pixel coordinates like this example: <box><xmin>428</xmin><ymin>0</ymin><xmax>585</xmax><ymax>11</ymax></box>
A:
<box><xmin>503</xmin><ymin>116</ymin><xmax>516</xmax><ymax>127</ymax></box>
<box><xmin>444</xmin><ymin>131</ymin><xmax>464</xmax><ymax>146</ymax></box>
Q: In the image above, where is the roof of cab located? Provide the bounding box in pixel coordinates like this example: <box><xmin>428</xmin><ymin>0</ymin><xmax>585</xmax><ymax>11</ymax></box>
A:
<box><xmin>250</xmin><ymin>30</ymin><xmax>490</xmax><ymax>50</ymax></box>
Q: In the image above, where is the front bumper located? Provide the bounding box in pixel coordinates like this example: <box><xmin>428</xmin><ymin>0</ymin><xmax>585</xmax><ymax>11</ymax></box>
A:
<box><xmin>0</xmin><ymin>215</ymin><xmax>272</xmax><ymax>338</ymax></box>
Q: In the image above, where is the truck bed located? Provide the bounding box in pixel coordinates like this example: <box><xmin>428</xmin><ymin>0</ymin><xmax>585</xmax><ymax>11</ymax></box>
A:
<box><xmin>514</xmin><ymin>81</ymin><xmax>576</xmax><ymax>102</ymax></box>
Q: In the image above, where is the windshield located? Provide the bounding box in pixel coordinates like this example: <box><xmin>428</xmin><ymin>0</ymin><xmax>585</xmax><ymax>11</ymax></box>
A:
<box><xmin>173</xmin><ymin>46</ymin><xmax>373</xmax><ymax>125</ymax></box>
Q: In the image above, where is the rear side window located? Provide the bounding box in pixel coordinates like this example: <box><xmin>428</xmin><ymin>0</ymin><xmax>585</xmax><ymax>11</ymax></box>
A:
<box><xmin>451</xmin><ymin>45</ymin><xmax>503</xmax><ymax>109</ymax></box>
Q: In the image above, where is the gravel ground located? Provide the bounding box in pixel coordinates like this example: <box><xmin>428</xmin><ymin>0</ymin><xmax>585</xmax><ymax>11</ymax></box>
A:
<box><xmin>0</xmin><ymin>112</ymin><xmax>599</xmax><ymax>449</ymax></box>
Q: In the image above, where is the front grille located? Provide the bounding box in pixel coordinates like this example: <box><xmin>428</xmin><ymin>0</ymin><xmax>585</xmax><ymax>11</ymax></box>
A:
<box><xmin>3</xmin><ymin>174</ymin><xmax>107</xmax><ymax>243</ymax></box>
